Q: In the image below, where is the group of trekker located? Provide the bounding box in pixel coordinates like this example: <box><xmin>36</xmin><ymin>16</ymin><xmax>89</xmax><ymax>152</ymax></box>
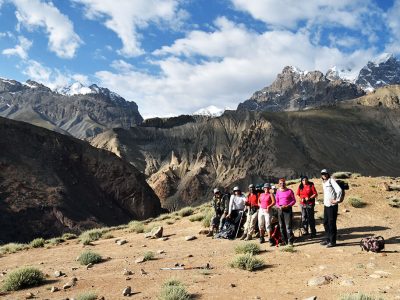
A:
<box><xmin>208</xmin><ymin>169</ymin><xmax>343</xmax><ymax>248</ymax></box>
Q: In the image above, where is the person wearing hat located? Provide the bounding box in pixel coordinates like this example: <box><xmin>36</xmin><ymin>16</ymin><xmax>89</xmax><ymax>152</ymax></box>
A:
<box><xmin>320</xmin><ymin>169</ymin><xmax>342</xmax><ymax>247</ymax></box>
<box><xmin>257</xmin><ymin>183</ymin><xmax>276</xmax><ymax>244</ymax></box>
<box><xmin>207</xmin><ymin>188</ymin><xmax>230</xmax><ymax>237</ymax></box>
<box><xmin>240</xmin><ymin>184</ymin><xmax>260</xmax><ymax>241</ymax></box>
<box><xmin>227</xmin><ymin>186</ymin><xmax>246</xmax><ymax>230</ymax></box>
<box><xmin>275</xmin><ymin>178</ymin><xmax>296</xmax><ymax>246</ymax></box>
<box><xmin>296</xmin><ymin>176</ymin><xmax>318</xmax><ymax>237</ymax></box>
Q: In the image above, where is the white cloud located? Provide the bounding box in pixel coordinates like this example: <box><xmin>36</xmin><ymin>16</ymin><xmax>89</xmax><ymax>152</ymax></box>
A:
<box><xmin>2</xmin><ymin>35</ymin><xmax>32</xmax><ymax>59</ymax></box>
<box><xmin>72</xmin><ymin>0</ymin><xmax>185</xmax><ymax>57</ymax></box>
<box><xmin>95</xmin><ymin>19</ymin><xmax>374</xmax><ymax>118</ymax></box>
<box><xmin>12</xmin><ymin>0</ymin><xmax>81</xmax><ymax>58</ymax></box>
<box><xmin>385</xmin><ymin>0</ymin><xmax>400</xmax><ymax>54</ymax></box>
<box><xmin>230</xmin><ymin>0</ymin><xmax>381</xmax><ymax>31</ymax></box>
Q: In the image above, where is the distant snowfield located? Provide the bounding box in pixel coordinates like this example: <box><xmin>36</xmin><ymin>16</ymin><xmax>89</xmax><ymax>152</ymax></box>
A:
<box><xmin>193</xmin><ymin>105</ymin><xmax>226</xmax><ymax>117</ymax></box>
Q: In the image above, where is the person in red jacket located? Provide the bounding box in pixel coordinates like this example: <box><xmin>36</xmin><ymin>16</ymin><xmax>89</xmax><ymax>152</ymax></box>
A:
<box><xmin>240</xmin><ymin>184</ymin><xmax>259</xmax><ymax>240</ymax></box>
<box><xmin>296</xmin><ymin>176</ymin><xmax>318</xmax><ymax>238</ymax></box>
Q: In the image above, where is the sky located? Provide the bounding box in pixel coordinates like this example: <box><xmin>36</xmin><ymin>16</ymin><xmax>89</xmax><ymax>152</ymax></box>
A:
<box><xmin>0</xmin><ymin>0</ymin><xmax>399</xmax><ymax>118</ymax></box>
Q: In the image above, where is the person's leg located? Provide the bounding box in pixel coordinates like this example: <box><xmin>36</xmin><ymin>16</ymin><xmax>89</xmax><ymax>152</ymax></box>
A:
<box><xmin>219</xmin><ymin>213</ymin><xmax>227</xmax><ymax>232</ymax></box>
<box><xmin>321</xmin><ymin>205</ymin><xmax>330</xmax><ymax>245</ymax></box>
<box><xmin>278</xmin><ymin>208</ymin><xmax>288</xmax><ymax>244</ymax></box>
<box><xmin>301</xmin><ymin>204</ymin><xmax>309</xmax><ymax>234</ymax></box>
<box><xmin>308</xmin><ymin>205</ymin><xmax>316</xmax><ymax>237</ymax></box>
<box><xmin>328</xmin><ymin>205</ymin><xmax>338</xmax><ymax>245</ymax></box>
<box><xmin>258</xmin><ymin>210</ymin><xmax>265</xmax><ymax>243</ymax></box>
<box><xmin>284</xmin><ymin>208</ymin><xmax>294</xmax><ymax>245</ymax></box>
<box><xmin>241</xmin><ymin>210</ymin><xmax>251</xmax><ymax>239</ymax></box>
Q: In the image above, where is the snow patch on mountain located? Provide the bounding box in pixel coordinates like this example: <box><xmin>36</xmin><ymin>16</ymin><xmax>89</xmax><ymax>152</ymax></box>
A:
<box><xmin>193</xmin><ymin>105</ymin><xmax>225</xmax><ymax>117</ymax></box>
<box><xmin>371</xmin><ymin>53</ymin><xmax>394</xmax><ymax>66</ymax></box>
<box><xmin>57</xmin><ymin>82</ymin><xmax>93</xmax><ymax>96</ymax></box>
<box><xmin>326</xmin><ymin>66</ymin><xmax>358</xmax><ymax>82</ymax></box>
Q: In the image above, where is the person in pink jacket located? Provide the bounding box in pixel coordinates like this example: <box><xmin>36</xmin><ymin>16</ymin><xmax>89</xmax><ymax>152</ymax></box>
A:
<box><xmin>275</xmin><ymin>178</ymin><xmax>296</xmax><ymax>246</ymax></box>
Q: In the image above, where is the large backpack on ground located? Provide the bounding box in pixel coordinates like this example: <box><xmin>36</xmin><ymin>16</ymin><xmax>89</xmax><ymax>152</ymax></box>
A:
<box><xmin>360</xmin><ymin>236</ymin><xmax>385</xmax><ymax>253</ymax></box>
<box><xmin>332</xmin><ymin>179</ymin><xmax>349</xmax><ymax>202</ymax></box>
<box><xmin>214</xmin><ymin>219</ymin><xmax>236</xmax><ymax>239</ymax></box>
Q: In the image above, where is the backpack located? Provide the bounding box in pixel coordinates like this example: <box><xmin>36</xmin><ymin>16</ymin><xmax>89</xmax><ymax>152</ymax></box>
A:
<box><xmin>214</xmin><ymin>219</ymin><xmax>236</xmax><ymax>240</ymax></box>
<box><xmin>360</xmin><ymin>236</ymin><xmax>385</xmax><ymax>253</ymax></box>
<box><xmin>331</xmin><ymin>179</ymin><xmax>349</xmax><ymax>202</ymax></box>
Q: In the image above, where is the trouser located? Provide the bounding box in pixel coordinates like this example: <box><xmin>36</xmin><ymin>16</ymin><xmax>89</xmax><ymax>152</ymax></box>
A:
<box><xmin>243</xmin><ymin>209</ymin><xmax>258</xmax><ymax>236</ymax></box>
<box><xmin>278</xmin><ymin>207</ymin><xmax>294</xmax><ymax>244</ymax></box>
<box><xmin>300</xmin><ymin>204</ymin><xmax>316</xmax><ymax>234</ymax></box>
<box><xmin>258</xmin><ymin>208</ymin><xmax>271</xmax><ymax>232</ymax></box>
<box><xmin>323</xmin><ymin>205</ymin><xmax>338</xmax><ymax>244</ymax></box>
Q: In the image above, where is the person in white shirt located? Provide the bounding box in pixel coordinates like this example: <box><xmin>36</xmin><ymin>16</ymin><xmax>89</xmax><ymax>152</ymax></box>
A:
<box><xmin>320</xmin><ymin>169</ymin><xmax>343</xmax><ymax>248</ymax></box>
<box><xmin>227</xmin><ymin>186</ymin><xmax>246</xmax><ymax>223</ymax></box>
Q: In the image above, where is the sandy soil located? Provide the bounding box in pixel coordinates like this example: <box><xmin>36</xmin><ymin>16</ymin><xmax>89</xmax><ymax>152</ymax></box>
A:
<box><xmin>1</xmin><ymin>176</ymin><xmax>399</xmax><ymax>300</ymax></box>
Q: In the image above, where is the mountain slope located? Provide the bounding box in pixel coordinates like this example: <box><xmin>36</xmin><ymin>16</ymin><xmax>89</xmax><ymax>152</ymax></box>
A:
<box><xmin>91</xmin><ymin>87</ymin><xmax>400</xmax><ymax>208</ymax></box>
<box><xmin>0</xmin><ymin>79</ymin><xmax>143</xmax><ymax>139</ymax></box>
<box><xmin>0</xmin><ymin>117</ymin><xmax>161</xmax><ymax>243</ymax></box>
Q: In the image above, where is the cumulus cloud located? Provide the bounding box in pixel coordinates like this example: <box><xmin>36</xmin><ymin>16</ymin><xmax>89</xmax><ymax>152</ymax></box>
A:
<box><xmin>72</xmin><ymin>0</ymin><xmax>185</xmax><ymax>57</ymax></box>
<box><xmin>385</xmin><ymin>0</ymin><xmax>400</xmax><ymax>54</ymax></box>
<box><xmin>12</xmin><ymin>0</ymin><xmax>81</xmax><ymax>58</ymax></box>
<box><xmin>96</xmin><ymin>18</ymin><xmax>374</xmax><ymax>118</ymax></box>
<box><xmin>2</xmin><ymin>35</ymin><xmax>32</xmax><ymax>59</ymax></box>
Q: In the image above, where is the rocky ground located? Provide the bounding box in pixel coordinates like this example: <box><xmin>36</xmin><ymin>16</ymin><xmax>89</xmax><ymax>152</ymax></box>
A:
<box><xmin>0</xmin><ymin>176</ymin><xmax>399</xmax><ymax>300</ymax></box>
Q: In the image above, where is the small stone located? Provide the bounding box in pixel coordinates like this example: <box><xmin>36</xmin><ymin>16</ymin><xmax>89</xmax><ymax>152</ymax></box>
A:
<box><xmin>381</xmin><ymin>253</ymin><xmax>387</xmax><ymax>257</ymax></box>
<box><xmin>185</xmin><ymin>235</ymin><xmax>197</xmax><ymax>241</ymax></box>
<box><xmin>50</xmin><ymin>286</ymin><xmax>59</xmax><ymax>293</ymax></box>
<box><xmin>303</xmin><ymin>297</ymin><xmax>317</xmax><ymax>300</ymax></box>
<box><xmin>318</xmin><ymin>265</ymin><xmax>327</xmax><ymax>270</ymax></box>
<box><xmin>340</xmin><ymin>279</ymin><xmax>355</xmax><ymax>286</ymax></box>
<box><xmin>126</xmin><ymin>277</ymin><xmax>131</xmax><ymax>281</ymax></box>
<box><xmin>158</xmin><ymin>237</ymin><xmax>168</xmax><ymax>241</ymax></box>
<box><xmin>54</xmin><ymin>270</ymin><xmax>63</xmax><ymax>277</ymax></box>
<box><xmin>122</xmin><ymin>286</ymin><xmax>132</xmax><ymax>296</ymax></box>
<box><xmin>135</xmin><ymin>257</ymin><xmax>145</xmax><ymax>264</ymax></box>
<box><xmin>123</xmin><ymin>269</ymin><xmax>133</xmax><ymax>276</ymax></box>
<box><xmin>71</xmin><ymin>267</ymin><xmax>78</xmax><ymax>271</ymax></box>
<box><xmin>86</xmin><ymin>263</ymin><xmax>93</xmax><ymax>270</ymax></box>
<box><xmin>117</xmin><ymin>239</ymin><xmax>128</xmax><ymax>246</ymax></box>
<box><xmin>369</xmin><ymin>274</ymin><xmax>382</xmax><ymax>279</ymax></box>
<box><xmin>142</xmin><ymin>244</ymin><xmax>147</xmax><ymax>247</ymax></box>
<box><xmin>140</xmin><ymin>269</ymin><xmax>147</xmax><ymax>275</ymax></box>
<box><xmin>25</xmin><ymin>292</ymin><xmax>34</xmax><ymax>299</ymax></box>
<box><xmin>157</xmin><ymin>250</ymin><xmax>165</xmax><ymax>254</ymax></box>
<box><xmin>145</xmin><ymin>226</ymin><xmax>163</xmax><ymax>239</ymax></box>
<box><xmin>230</xmin><ymin>283</ymin><xmax>236</xmax><ymax>287</ymax></box>
<box><xmin>198</xmin><ymin>229</ymin><xmax>210</xmax><ymax>235</ymax></box>
<box><xmin>374</xmin><ymin>270</ymin><xmax>391</xmax><ymax>277</ymax></box>
<box><xmin>187</xmin><ymin>254</ymin><xmax>193</xmax><ymax>258</ymax></box>
<box><xmin>307</xmin><ymin>276</ymin><xmax>330</xmax><ymax>287</ymax></box>
<box><xmin>343</xmin><ymin>209</ymin><xmax>350</xmax><ymax>213</ymax></box>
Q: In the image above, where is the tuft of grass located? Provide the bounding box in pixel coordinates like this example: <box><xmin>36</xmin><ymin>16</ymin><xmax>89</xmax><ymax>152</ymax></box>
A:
<box><xmin>388</xmin><ymin>198</ymin><xmax>400</xmax><ymax>208</ymax></box>
<box><xmin>166</xmin><ymin>220</ymin><xmax>175</xmax><ymax>225</ymax></box>
<box><xmin>46</xmin><ymin>237</ymin><xmax>65</xmax><ymax>246</ymax></box>
<box><xmin>143</xmin><ymin>251</ymin><xmax>155</xmax><ymax>261</ymax></box>
<box><xmin>189</xmin><ymin>214</ymin><xmax>205</xmax><ymax>222</ymax></box>
<box><xmin>280</xmin><ymin>245</ymin><xmax>297</xmax><ymax>253</ymax></box>
<box><xmin>351</xmin><ymin>173</ymin><xmax>362</xmax><ymax>178</ymax></box>
<box><xmin>79</xmin><ymin>228</ymin><xmax>109</xmax><ymax>245</ymax></box>
<box><xmin>128</xmin><ymin>221</ymin><xmax>145</xmax><ymax>233</ymax></box>
<box><xmin>333</xmin><ymin>171</ymin><xmax>352</xmax><ymax>179</ymax></box>
<box><xmin>62</xmin><ymin>233</ymin><xmax>78</xmax><ymax>240</ymax></box>
<box><xmin>177</xmin><ymin>207</ymin><xmax>194</xmax><ymax>217</ymax></box>
<box><xmin>202</xmin><ymin>207</ymin><xmax>214</xmax><ymax>228</ymax></box>
<box><xmin>155</xmin><ymin>214</ymin><xmax>172</xmax><ymax>221</ymax></box>
<box><xmin>0</xmin><ymin>243</ymin><xmax>29</xmax><ymax>255</ymax></box>
<box><xmin>1</xmin><ymin>267</ymin><xmax>45</xmax><ymax>291</ymax></box>
<box><xmin>340</xmin><ymin>293</ymin><xmax>384</xmax><ymax>300</ymax></box>
<box><xmin>159</xmin><ymin>279</ymin><xmax>190</xmax><ymax>300</ymax></box>
<box><xmin>77</xmin><ymin>251</ymin><xmax>102</xmax><ymax>265</ymax></box>
<box><xmin>29</xmin><ymin>238</ymin><xmax>45</xmax><ymax>248</ymax></box>
<box><xmin>76</xmin><ymin>291</ymin><xmax>97</xmax><ymax>300</ymax></box>
<box><xmin>234</xmin><ymin>243</ymin><xmax>261</xmax><ymax>255</ymax></box>
<box><xmin>230</xmin><ymin>253</ymin><xmax>264</xmax><ymax>271</ymax></box>
<box><xmin>348</xmin><ymin>197</ymin><xmax>367</xmax><ymax>208</ymax></box>
<box><xmin>285</xmin><ymin>178</ymin><xmax>301</xmax><ymax>186</ymax></box>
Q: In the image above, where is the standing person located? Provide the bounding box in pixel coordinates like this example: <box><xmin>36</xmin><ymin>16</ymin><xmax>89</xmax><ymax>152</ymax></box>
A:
<box><xmin>296</xmin><ymin>176</ymin><xmax>318</xmax><ymax>238</ymax></box>
<box><xmin>240</xmin><ymin>184</ymin><xmax>259</xmax><ymax>241</ymax></box>
<box><xmin>275</xmin><ymin>178</ymin><xmax>296</xmax><ymax>246</ymax></box>
<box><xmin>258</xmin><ymin>183</ymin><xmax>276</xmax><ymax>244</ymax></box>
<box><xmin>320</xmin><ymin>169</ymin><xmax>342</xmax><ymax>248</ymax></box>
<box><xmin>227</xmin><ymin>186</ymin><xmax>246</xmax><ymax>230</ymax></box>
<box><xmin>207</xmin><ymin>188</ymin><xmax>230</xmax><ymax>237</ymax></box>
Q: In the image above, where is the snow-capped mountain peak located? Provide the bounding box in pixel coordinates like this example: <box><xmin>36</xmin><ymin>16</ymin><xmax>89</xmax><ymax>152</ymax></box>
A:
<box><xmin>326</xmin><ymin>66</ymin><xmax>358</xmax><ymax>82</ymax></box>
<box><xmin>371</xmin><ymin>53</ymin><xmax>394</xmax><ymax>66</ymax></box>
<box><xmin>193</xmin><ymin>105</ymin><xmax>225</xmax><ymax>117</ymax></box>
<box><xmin>57</xmin><ymin>82</ymin><xmax>93</xmax><ymax>96</ymax></box>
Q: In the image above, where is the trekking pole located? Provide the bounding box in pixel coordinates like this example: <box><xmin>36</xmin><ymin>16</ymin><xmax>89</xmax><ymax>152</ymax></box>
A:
<box><xmin>234</xmin><ymin>209</ymin><xmax>245</xmax><ymax>239</ymax></box>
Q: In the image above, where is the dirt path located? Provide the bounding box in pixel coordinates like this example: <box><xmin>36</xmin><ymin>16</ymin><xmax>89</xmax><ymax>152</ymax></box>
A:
<box><xmin>1</xmin><ymin>176</ymin><xmax>399</xmax><ymax>300</ymax></box>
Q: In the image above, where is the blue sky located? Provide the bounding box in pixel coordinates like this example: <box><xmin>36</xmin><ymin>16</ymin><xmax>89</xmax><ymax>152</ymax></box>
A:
<box><xmin>0</xmin><ymin>0</ymin><xmax>399</xmax><ymax>118</ymax></box>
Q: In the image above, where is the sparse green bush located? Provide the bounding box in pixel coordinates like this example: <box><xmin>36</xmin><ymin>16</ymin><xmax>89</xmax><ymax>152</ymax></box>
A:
<box><xmin>46</xmin><ymin>237</ymin><xmax>65</xmax><ymax>246</ymax></box>
<box><xmin>351</xmin><ymin>173</ymin><xmax>361</xmax><ymax>178</ymax></box>
<box><xmin>159</xmin><ymin>279</ymin><xmax>190</xmax><ymax>300</ymax></box>
<box><xmin>333</xmin><ymin>171</ymin><xmax>352</xmax><ymax>179</ymax></box>
<box><xmin>280</xmin><ymin>245</ymin><xmax>297</xmax><ymax>253</ymax></box>
<box><xmin>348</xmin><ymin>197</ymin><xmax>366</xmax><ymax>208</ymax></box>
<box><xmin>143</xmin><ymin>251</ymin><xmax>155</xmax><ymax>261</ymax></box>
<box><xmin>30</xmin><ymin>238</ymin><xmax>45</xmax><ymax>248</ymax></box>
<box><xmin>166</xmin><ymin>220</ymin><xmax>175</xmax><ymax>225</ymax></box>
<box><xmin>286</xmin><ymin>178</ymin><xmax>301</xmax><ymax>186</ymax></box>
<box><xmin>230</xmin><ymin>253</ymin><xmax>264</xmax><ymax>271</ymax></box>
<box><xmin>202</xmin><ymin>207</ymin><xmax>214</xmax><ymax>228</ymax></box>
<box><xmin>128</xmin><ymin>221</ymin><xmax>145</xmax><ymax>233</ymax></box>
<box><xmin>189</xmin><ymin>214</ymin><xmax>205</xmax><ymax>222</ymax></box>
<box><xmin>1</xmin><ymin>267</ymin><xmax>45</xmax><ymax>291</ymax></box>
<box><xmin>79</xmin><ymin>228</ymin><xmax>109</xmax><ymax>245</ymax></box>
<box><xmin>340</xmin><ymin>293</ymin><xmax>384</xmax><ymax>300</ymax></box>
<box><xmin>77</xmin><ymin>251</ymin><xmax>102</xmax><ymax>265</ymax></box>
<box><xmin>0</xmin><ymin>243</ymin><xmax>28</xmax><ymax>255</ymax></box>
<box><xmin>62</xmin><ymin>233</ymin><xmax>78</xmax><ymax>240</ymax></box>
<box><xmin>177</xmin><ymin>207</ymin><xmax>194</xmax><ymax>217</ymax></box>
<box><xmin>235</xmin><ymin>243</ymin><xmax>261</xmax><ymax>255</ymax></box>
<box><xmin>77</xmin><ymin>291</ymin><xmax>97</xmax><ymax>300</ymax></box>
<box><xmin>155</xmin><ymin>214</ymin><xmax>172</xmax><ymax>221</ymax></box>
<box><xmin>102</xmin><ymin>233</ymin><xmax>114</xmax><ymax>239</ymax></box>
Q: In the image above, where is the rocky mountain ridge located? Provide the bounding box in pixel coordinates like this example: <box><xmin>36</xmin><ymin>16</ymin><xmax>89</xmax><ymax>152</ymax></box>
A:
<box><xmin>0</xmin><ymin>117</ymin><xmax>161</xmax><ymax>243</ymax></box>
<box><xmin>0</xmin><ymin>78</ymin><xmax>143</xmax><ymax>139</ymax></box>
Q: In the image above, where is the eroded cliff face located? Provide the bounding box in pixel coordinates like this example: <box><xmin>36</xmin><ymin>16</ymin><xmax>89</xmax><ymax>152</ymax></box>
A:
<box><xmin>91</xmin><ymin>92</ymin><xmax>400</xmax><ymax>209</ymax></box>
<box><xmin>0</xmin><ymin>117</ymin><xmax>161</xmax><ymax>243</ymax></box>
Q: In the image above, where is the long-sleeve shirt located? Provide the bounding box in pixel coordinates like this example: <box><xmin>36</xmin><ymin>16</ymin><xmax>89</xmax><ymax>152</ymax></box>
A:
<box><xmin>211</xmin><ymin>194</ymin><xmax>229</xmax><ymax>214</ymax></box>
<box><xmin>228</xmin><ymin>194</ymin><xmax>246</xmax><ymax>214</ymax></box>
<box><xmin>296</xmin><ymin>183</ymin><xmax>318</xmax><ymax>205</ymax></box>
<box><xmin>322</xmin><ymin>178</ymin><xmax>343</xmax><ymax>207</ymax></box>
<box><xmin>275</xmin><ymin>189</ymin><xmax>296</xmax><ymax>207</ymax></box>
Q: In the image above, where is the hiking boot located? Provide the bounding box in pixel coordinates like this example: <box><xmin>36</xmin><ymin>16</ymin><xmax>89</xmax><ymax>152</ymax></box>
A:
<box><xmin>255</xmin><ymin>232</ymin><xmax>260</xmax><ymax>238</ymax></box>
<box><xmin>326</xmin><ymin>243</ymin><xmax>336</xmax><ymax>248</ymax></box>
<box><xmin>269</xmin><ymin>241</ymin><xmax>275</xmax><ymax>247</ymax></box>
<box><xmin>288</xmin><ymin>242</ymin><xmax>294</xmax><ymax>246</ymax></box>
<box><xmin>206</xmin><ymin>231</ymin><xmax>213</xmax><ymax>237</ymax></box>
<box><xmin>259</xmin><ymin>236</ymin><xmax>265</xmax><ymax>244</ymax></box>
<box><xmin>320</xmin><ymin>240</ymin><xmax>329</xmax><ymax>246</ymax></box>
<box><xmin>244</xmin><ymin>234</ymin><xmax>252</xmax><ymax>241</ymax></box>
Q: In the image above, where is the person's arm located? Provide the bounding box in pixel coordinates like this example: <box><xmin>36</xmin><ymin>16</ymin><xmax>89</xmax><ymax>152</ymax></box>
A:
<box><xmin>288</xmin><ymin>189</ymin><xmax>296</xmax><ymax>206</ymax></box>
<box><xmin>330</xmin><ymin>179</ymin><xmax>343</xmax><ymax>203</ymax></box>
<box><xmin>257</xmin><ymin>194</ymin><xmax>261</xmax><ymax>207</ymax></box>
<box><xmin>275</xmin><ymin>191</ymin><xmax>280</xmax><ymax>207</ymax></box>
<box><xmin>310</xmin><ymin>184</ymin><xmax>318</xmax><ymax>199</ymax></box>
<box><xmin>228</xmin><ymin>195</ymin><xmax>233</xmax><ymax>216</ymax></box>
<box><xmin>268</xmin><ymin>192</ymin><xmax>276</xmax><ymax>209</ymax></box>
